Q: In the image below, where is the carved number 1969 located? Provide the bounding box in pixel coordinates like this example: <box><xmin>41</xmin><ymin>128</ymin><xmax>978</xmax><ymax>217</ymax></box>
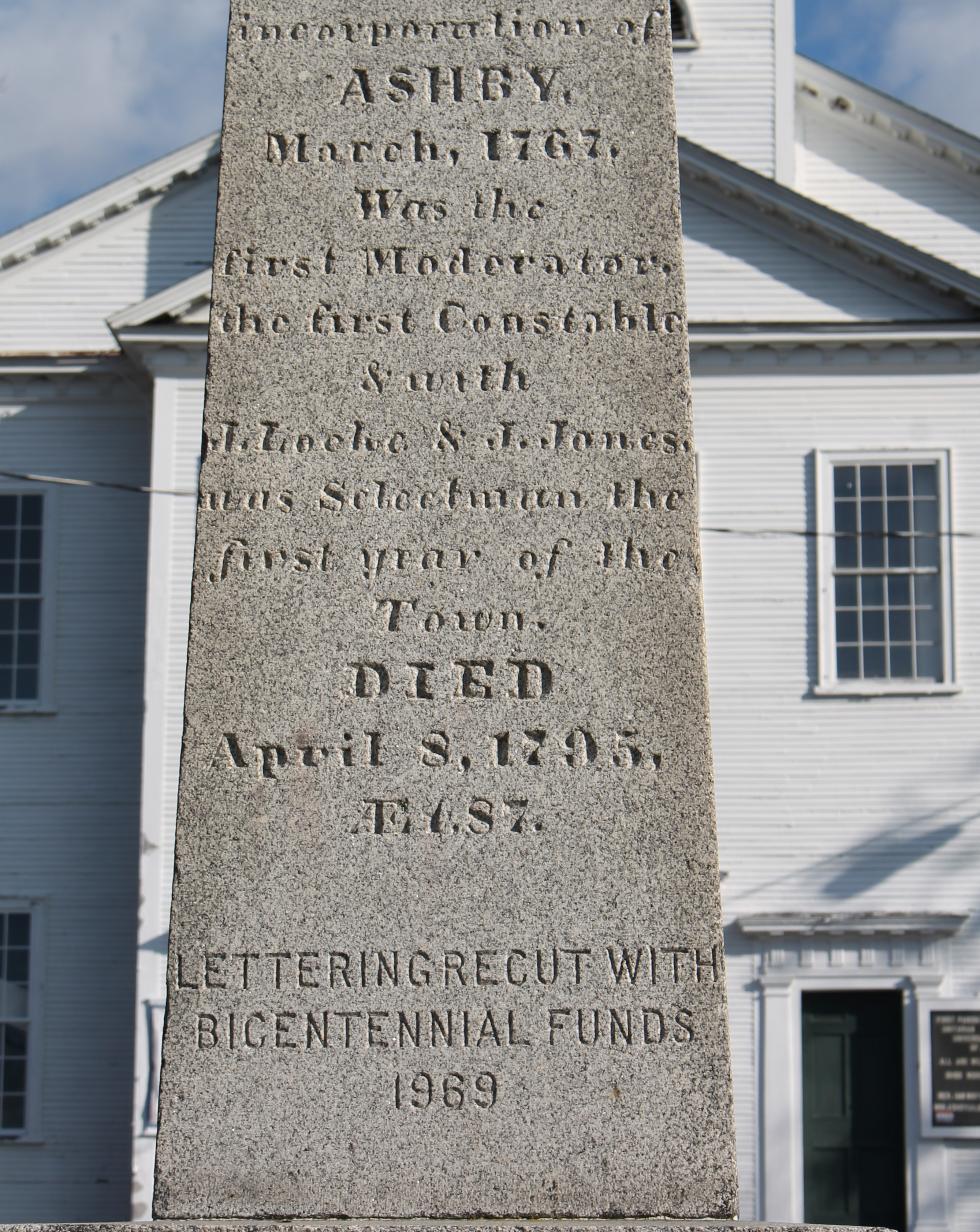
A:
<box><xmin>394</xmin><ymin>1071</ymin><xmax>498</xmax><ymax>1110</ymax></box>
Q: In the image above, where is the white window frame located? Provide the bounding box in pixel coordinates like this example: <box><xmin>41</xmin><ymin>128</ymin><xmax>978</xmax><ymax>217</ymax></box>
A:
<box><xmin>138</xmin><ymin>998</ymin><xmax>166</xmax><ymax>1135</ymax></box>
<box><xmin>0</xmin><ymin>899</ymin><xmax>44</xmax><ymax>1144</ymax></box>
<box><xmin>0</xmin><ymin>485</ymin><xmax>57</xmax><ymax>715</ymax></box>
<box><xmin>670</xmin><ymin>0</ymin><xmax>699</xmax><ymax>49</ymax></box>
<box><xmin>815</xmin><ymin>449</ymin><xmax>958</xmax><ymax>697</ymax></box>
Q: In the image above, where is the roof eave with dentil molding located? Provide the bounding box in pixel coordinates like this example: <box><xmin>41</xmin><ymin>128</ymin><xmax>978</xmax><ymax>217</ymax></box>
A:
<box><xmin>0</xmin><ymin>134</ymin><xmax>220</xmax><ymax>275</ymax></box>
<box><xmin>796</xmin><ymin>54</ymin><xmax>980</xmax><ymax>179</ymax></box>
<box><xmin>680</xmin><ymin>136</ymin><xmax>980</xmax><ymax>314</ymax></box>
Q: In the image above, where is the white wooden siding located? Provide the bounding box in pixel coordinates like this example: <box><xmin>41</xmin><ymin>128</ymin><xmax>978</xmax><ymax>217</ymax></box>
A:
<box><xmin>682</xmin><ymin>196</ymin><xmax>937</xmax><ymax>322</ymax></box>
<box><xmin>693</xmin><ymin>359</ymin><xmax>980</xmax><ymax>1223</ymax></box>
<box><xmin>141</xmin><ymin>378</ymin><xmax>202</xmax><ymax>944</ymax></box>
<box><xmin>0</xmin><ymin>379</ymin><xmax>149</xmax><ymax>1220</ymax></box>
<box><xmin>156</xmin><ymin>382</ymin><xmax>201</xmax><ymax>912</ymax></box>
<box><xmin>673</xmin><ymin>0</ymin><xmax>779</xmax><ymax>176</ymax></box>
<box><xmin>796</xmin><ymin>102</ymin><xmax>980</xmax><ymax>279</ymax></box>
<box><xmin>952</xmin><ymin>1142</ymin><xmax>980</xmax><ymax>1231</ymax></box>
<box><xmin>0</xmin><ymin>173</ymin><xmax>218</xmax><ymax>356</ymax></box>
<box><xmin>723</xmin><ymin>944</ymin><xmax>759</xmax><ymax>1217</ymax></box>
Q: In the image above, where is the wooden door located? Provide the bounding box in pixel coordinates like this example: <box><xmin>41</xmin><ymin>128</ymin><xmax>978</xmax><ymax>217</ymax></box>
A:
<box><xmin>802</xmin><ymin>991</ymin><xmax>906</xmax><ymax>1231</ymax></box>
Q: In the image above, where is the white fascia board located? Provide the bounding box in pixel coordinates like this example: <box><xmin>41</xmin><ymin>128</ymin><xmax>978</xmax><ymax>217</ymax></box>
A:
<box><xmin>797</xmin><ymin>55</ymin><xmax>980</xmax><ymax>178</ymax></box>
<box><xmin>690</xmin><ymin>322</ymin><xmax>980</xmax><ymax>349</ymax></box>
<box><xmin>113</xmin><ymin>328</ymin><xmax>208</xmax><ymax>379</ymax></box>
<box><xmin>0</xmin><ymin>134</ymin><xmax>220</xmax><ymax>275</ymax></box>
<box><xmin>737</xmin><ymin>912</ymin><xmax>968</xmax><ymax>938</ymax></box>
<box><xmin>0</xmin><ymin>355</ymin><xmax>128</xmax><ymax>377</ymax></box>
<box><xmin>115</xmin><ymin>327</ymin><xmax>208</xmax><ymax>348</ymax></box>
<box><xmin>680</xmin><ymin>138</ymin><xmax>980</xmax><ymax>312</ymax></box>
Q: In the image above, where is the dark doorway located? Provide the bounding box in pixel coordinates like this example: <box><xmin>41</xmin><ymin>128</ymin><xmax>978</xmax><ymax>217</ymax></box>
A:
<box><xmin>802</xmin><ymin>991</ymin><xmax>907</xmax><ymax>1232</ymax></box>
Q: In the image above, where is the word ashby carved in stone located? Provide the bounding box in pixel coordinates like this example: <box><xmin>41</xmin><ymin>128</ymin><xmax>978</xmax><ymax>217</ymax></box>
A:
<box><xmin>153</xmin><ymin>2</ymin><xmax>740</xmax><ymax>1225</ymax></box>
<box><xmin>263</xmin><ymin>64</ymin><xmax>572</xmax><ymax>112</ymax></box>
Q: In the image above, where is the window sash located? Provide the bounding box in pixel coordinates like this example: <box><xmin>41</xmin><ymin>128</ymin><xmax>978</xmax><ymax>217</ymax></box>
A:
<box><xmin>0</xmin><ymin>909</ymin><xmax>33</xmax><ymax>1137</ymax></box>
<box><xmin>0</xmin><ymin>488</ymin><xmax>54</xmax><ymax>712</ymax></box>
<box><xmin>816</xmin><ymin>451</ymin><xmax>955</xmax><ymax>694</ymax></box>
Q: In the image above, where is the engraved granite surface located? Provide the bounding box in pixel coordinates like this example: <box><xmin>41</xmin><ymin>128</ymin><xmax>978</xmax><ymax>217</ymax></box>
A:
<box><xmin>155</xmin><ymin>0</ymin><xmax>735</xmax><ymax>1221</ymax></box>
<box><xmin>7</xmin><ymin>1225</ymin><xmax>895</xmax><ymax>1232</ymax></box>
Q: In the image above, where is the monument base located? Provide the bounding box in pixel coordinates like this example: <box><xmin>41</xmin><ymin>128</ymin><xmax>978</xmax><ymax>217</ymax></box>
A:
<box><xmin>3</xmin><ymin>1220</ymin><xmax>897</xmax><ymax>1231</ymax></box>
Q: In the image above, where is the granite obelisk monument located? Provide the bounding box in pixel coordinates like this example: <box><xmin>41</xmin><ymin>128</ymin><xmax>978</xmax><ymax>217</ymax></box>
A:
<box><xmin>157</xmin><ymin>1</ymin><xmax>738</xmax><ymax>1217</ymax></box>
<box><xmin>16</xmin><ymin>4</ymin><xmax>890</xmax><ymax>1229</ymax></box>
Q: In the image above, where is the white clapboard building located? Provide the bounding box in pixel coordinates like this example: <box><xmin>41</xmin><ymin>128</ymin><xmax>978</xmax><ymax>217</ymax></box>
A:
<box><xmin>0</xmin><ymin>2</ymin><xmax>978</xmax><ymax>1228</ymax></box>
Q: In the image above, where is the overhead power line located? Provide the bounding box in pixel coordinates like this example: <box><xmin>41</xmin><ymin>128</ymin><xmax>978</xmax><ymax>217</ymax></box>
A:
<box><xmin>0</xmin><ymin>470</ymin><xmax>195</xmax><ymax>497</ymax></box>
<box><xmin>1</xmin><ymin>469</ymin><xmax>979</xmax><ymax>540</ymax></box>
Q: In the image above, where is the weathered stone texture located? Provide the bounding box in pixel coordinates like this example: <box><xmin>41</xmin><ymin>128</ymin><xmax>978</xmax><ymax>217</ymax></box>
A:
<box><xmin>8</xmin><ymin>1225</ymin><xmax>896</xmax><ymax>1232</ymax></box>
<box><xmin>154</xmin><ymin>0</ymin><xmax>737</xmax><ymax>1221</ymax></box>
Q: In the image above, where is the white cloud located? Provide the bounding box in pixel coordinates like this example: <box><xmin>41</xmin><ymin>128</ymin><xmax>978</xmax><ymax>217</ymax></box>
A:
<box><xmin>1</xmin><ymin>0</ymin><xmax>978</xmax><ymax>235</ymax></box>
<box><xmin>876</xmin><ymin>0</ymin><xmax>980</xmax><ymax>135</ymax></box>
<box><xmin>0</xmin><ymin>0</ymin><xmax>226</xmax><ymax>232</ymax></box>
<box><xmin>797</xmin><ymin>0</ymin><xmax>980</xmax><ymax>138</ymax></box>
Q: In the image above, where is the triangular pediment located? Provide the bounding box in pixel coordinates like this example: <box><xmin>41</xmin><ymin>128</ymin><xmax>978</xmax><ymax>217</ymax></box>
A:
<box><xmin>109</xmin><ymin>270</ymin><xmax>212</xmax><ymax>333</ymax></box>
<box><xmin>0</xmin><ymin>137</ymin><xmax>219</xmax><ymax>355</ymax></box>
<box><xmin>680</xmin><ymin>138</ymin><xmax>980</xmax><ymax>324</ymax></box>
<box><xmin>795</xmin><ymin>56</ymin><xmax>980</xmax><ymax>279</ymax></box>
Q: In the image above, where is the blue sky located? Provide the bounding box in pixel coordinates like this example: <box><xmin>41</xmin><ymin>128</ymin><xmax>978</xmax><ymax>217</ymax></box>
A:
<box><xmin>0</xmin><ymin>0</ymin><xmax>978</xmax><ymax>235</ymax></box>
<box><xmin>797</xmin><ymin>0</ymin><xmax>980</xmax><ymax>133</ymax></box>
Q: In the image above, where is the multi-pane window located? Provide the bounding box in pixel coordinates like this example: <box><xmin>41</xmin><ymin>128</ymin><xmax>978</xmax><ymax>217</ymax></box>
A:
<box><xmin>819</xmin><ymin>454</ymin><xmax>953</xmax><ymax>691</ymax></box>
<box><xmin>0</xmin><ymin>912</ymin><xmax>31</xmax><ymax>1136</ymax></box>
<box><xmin>0</xmin><ymin>494</ymin><xmax>43</xmax><ymax>706</ymax></box>
<box><xmin>670</xmin><ymin>0</ymin><xmax>697</xmax><ymax>45</ymax></box>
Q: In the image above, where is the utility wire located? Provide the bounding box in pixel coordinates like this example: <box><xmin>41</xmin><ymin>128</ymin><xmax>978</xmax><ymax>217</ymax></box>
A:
<box><xmin>0</xmin><ymin>470</ymin><xmax>195</xmax><ymax>497</ymax></box>
<box><xmin>700</xmin><ymin>527</ymin><xmax>979</xmax><ymax>540</ymax></box>
<box><xmin>2</xmin><ymin>469</ymin><xmax>979</xmax><ymax>539</ymax></box>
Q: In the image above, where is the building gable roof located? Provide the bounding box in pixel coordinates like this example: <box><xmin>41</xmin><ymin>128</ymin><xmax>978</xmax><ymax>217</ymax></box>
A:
<box><xmin>680</xmin><ymin>137</ymin><xmax>980</xmax><ymax>318</ymax></box>
<box><xmin>796</xmin><ymin>55</ymin><xmax>980</xmax><ymax>181</ymax></box>
<box><xmin>0</xmin><ymin>154</ymin><xmax>219</xmax><ymax>356</ymax></box>
<box><xmin>0</xmin><ymin>135</ymin><xmax>220</xmax><ymax>276</ymax></box>
<box><xmin>794</xmin><ymin>57</ymin><xmax>980</xmax><ymax>280</ymax></box>
<box><xmin>115</xmin><ymin>137</ymin><xmax>976</xmax><ymax>353</ymax></box>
